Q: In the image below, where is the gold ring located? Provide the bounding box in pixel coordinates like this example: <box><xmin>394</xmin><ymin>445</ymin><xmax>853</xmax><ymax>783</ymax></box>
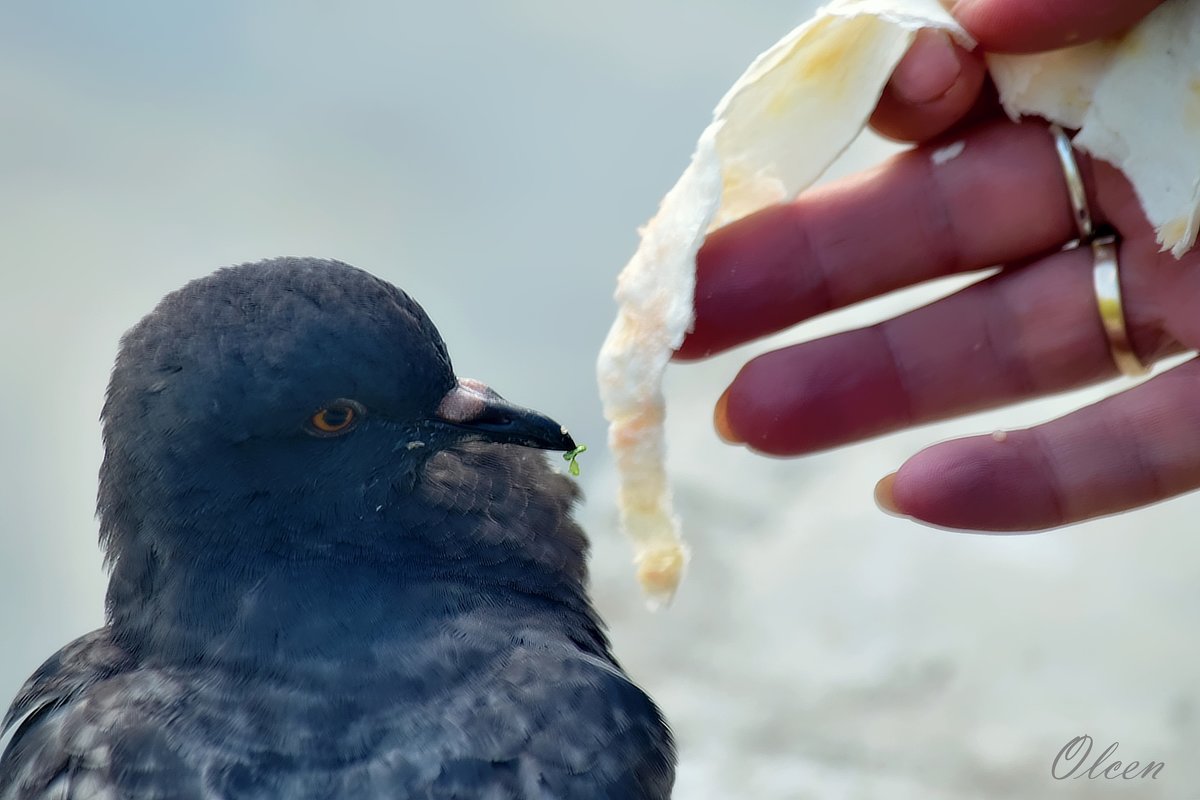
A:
<box><xmin>1050</xmin><ymin>125</ymin><xmax>1093</xmax><ymax>244</ymax></box>
<box><xmin>1092</xmin><ymin>235</ymin><xmax>1148</xmax><ymax>377</ymax></box>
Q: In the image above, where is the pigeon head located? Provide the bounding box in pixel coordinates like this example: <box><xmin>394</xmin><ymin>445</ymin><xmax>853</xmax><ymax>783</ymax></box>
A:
<box><xmin>101</xmin><ymin>256</ymin><xmax>573</xmax><ymax>477</ymax></box>
<box><xmin>97</xmin><ymin>258</ymin><xmax>583</xmax><ymax>640</ymax></box>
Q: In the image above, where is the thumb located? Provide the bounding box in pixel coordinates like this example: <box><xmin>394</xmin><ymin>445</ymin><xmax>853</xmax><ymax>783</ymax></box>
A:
<box><xmin>953</xmin><ymin>0</ymin><xmax>1167</xmax><ymax>53</ymax></box>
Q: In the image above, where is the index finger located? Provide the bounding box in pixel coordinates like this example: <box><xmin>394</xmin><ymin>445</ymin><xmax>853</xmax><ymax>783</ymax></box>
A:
<box><xmin>954</xmin><ymin>0</ymin><xmax>1167</xmax><ymax>53</ymax></box>
<box><xmin>675</xmin><ymin>120</ymin><xmax>1101</xmax><ymax>361</ymax></box>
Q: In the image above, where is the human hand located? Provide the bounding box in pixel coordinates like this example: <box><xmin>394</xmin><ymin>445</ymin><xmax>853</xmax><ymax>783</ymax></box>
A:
<box><xmin>674</xmin><ymin>0</ymin><xmax>1200</xmax><ymax>532</ymax></box>
<box><xmin>871</xmin><ymin>0</ymin><xmax>1168</xmax><ymax>143</ymax></box>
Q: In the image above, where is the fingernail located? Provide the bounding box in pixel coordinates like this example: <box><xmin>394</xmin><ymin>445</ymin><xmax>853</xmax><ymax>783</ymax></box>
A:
<box><xmin>713</xmin><ymin>388</ymin><xmax>743</xmax><ymax>444</ymax></box>
<box><xmin>893</xmin><ymin>31</ymin><xmax>962</xmax><ymax>106</ymax></box>
<box><xmin>874</xmin><ymin>472</ymin><xmax>906</xmax><ymax>517</ymax></box>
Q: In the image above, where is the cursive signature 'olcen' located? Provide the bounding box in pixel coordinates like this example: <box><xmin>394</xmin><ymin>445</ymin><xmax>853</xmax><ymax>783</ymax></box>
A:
<box><xmin>1052</xmin><ymin>735</ymin><xmax>1164</xmax><ymax>780</ymax></box>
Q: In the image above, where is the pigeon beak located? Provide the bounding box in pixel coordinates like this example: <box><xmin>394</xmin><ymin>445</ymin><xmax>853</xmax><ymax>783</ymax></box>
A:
<box><xmin>433</xmin><ymin>378</ymin><xmax>577</xmax><ymax>452</ymax></box>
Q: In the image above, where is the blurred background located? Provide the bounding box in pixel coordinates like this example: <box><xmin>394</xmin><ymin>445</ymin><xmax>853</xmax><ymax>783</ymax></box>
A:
<box><xmin>3</xmin><ymin>2</ymin><xmax>1198</xmax><ymax>798</ymax></box>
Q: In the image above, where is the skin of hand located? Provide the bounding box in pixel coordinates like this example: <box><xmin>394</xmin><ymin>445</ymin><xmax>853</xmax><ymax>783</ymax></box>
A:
<box><xmin>872</xmin><ymin>0</ymin><xmax>1168</xmax><ymax>142</ymax></box>
<box><xmin>674</xmin><ymin>0</ymin><xmax>1200</xmax><ymax>533</ymax></box>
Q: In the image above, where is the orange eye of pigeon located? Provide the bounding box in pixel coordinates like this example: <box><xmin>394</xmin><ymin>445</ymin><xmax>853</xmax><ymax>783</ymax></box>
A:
<box><xmin>309</xmin><ymin>403</ymin><xmax>360</xmax><ymax>436</ymax></box>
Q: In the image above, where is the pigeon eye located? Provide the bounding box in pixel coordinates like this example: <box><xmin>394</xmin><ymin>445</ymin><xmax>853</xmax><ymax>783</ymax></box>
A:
<box><xmin>308</xmin><ymin>401</ymin><xmax>363</xmax><ymax>437</ymax></box>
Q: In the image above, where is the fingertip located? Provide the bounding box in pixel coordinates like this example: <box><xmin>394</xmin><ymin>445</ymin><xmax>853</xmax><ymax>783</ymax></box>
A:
<box><xmin>874</xmin><ymin>472</ymin><xmax>907</xmax><ymax>517</ymax></box>
<box><xmin>892</xmin><ymin>438</ymin><xmax>995</xmax><ymax>530</ymax></box>
<box><xmin>891</xmin><ymin>432</ymin><xmax>1062</xmax><ymax>532</ymax></box>
<box><xmin>870</xmin><ymin>31</ymin><xmax>986</xmax><ymax>142</ymax></box>
<box><xmin>719</xmin><ymin>356</ymin><xmax>803</xmax><ymax>457</ymax></box>
<box><xmin>713</xmin><ymin>387</ymin><xmax>743</xmax><ymax>444</ymax></box>
<box><xmin>679</xmin><ymin>204</ymin><xmax>831</xmax><ymax>360</ymax></box>
<box><xmin>891</xmin><ymin>30</ymin><xmax>965</xmax><ymax>107</ymax></box>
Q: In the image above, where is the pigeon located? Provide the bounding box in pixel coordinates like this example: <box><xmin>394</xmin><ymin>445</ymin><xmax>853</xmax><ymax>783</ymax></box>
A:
<box><xmin>0</xmin><ymin>258</ymin><xmax>675</xmax><ymax>799</ymax></box>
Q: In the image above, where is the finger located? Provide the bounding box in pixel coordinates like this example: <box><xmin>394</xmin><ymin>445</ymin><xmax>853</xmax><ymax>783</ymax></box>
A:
<box><xmin>713</xmin><ymin>243</ymin><xmax>1179</xmax><ymax>456</ymax></box>
<box><xmin>869</xmin><ymin>30</ymin><xmax>988</xmax><ymax>142</ymax></box>
<box><xmin>953</xmin><ymin>0</ymin><xmax>1167</xmax><ymax>53</ymax></box>
<box><xmin>677</xmin><ymin>120</ymin><xmax>1112</xmax><ymax>361</ymax></box>
<box><xmin>878</xmin><ymin>356</ymin><xmax>1200</xmax><ymax>531</ymax></box>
